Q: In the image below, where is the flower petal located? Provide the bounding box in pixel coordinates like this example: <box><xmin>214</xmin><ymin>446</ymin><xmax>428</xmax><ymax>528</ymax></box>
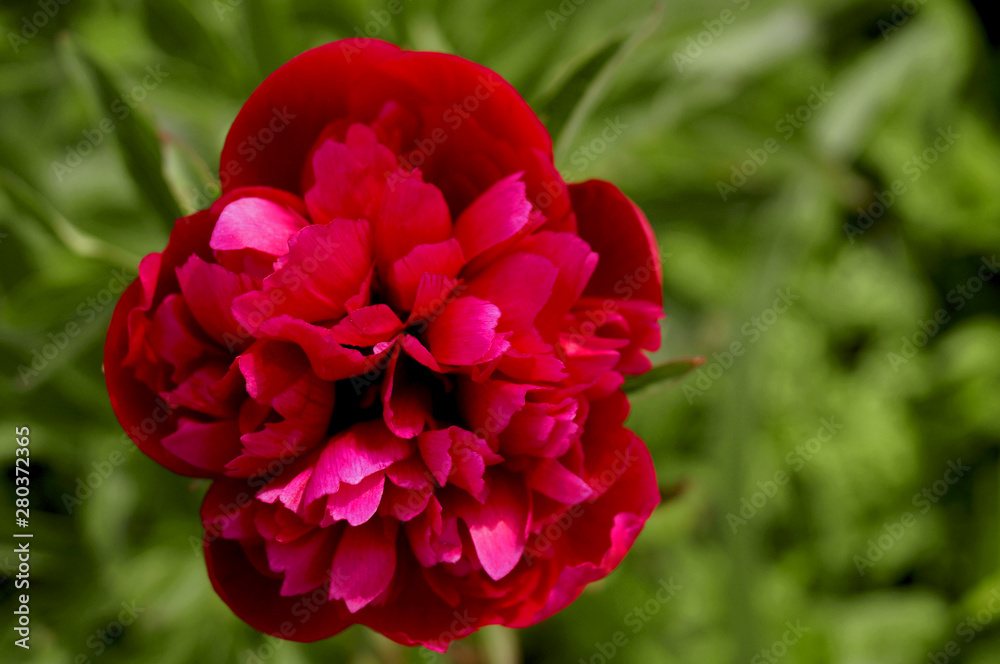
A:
<box><xmin>329</xmin><ymin>519</ymin><xmax>398</xmax><ymax>613</ymax></box>
<box><xmin>210</xmin><ymin>196</ymin><xmax>309</xmax><ymax>257</ymax></box>
<box><xmin>381</xmin><ymin>349</ymin><xmax>431</xmax><ymax>439</ymax></box>
<box><xmin>527</xmin><ymin>459</ymin><xmax>593</xmax><ymax>504</ymax></box>
<box><xmin>333</xmin><ymin>421</ymin><xmax>413</xmax><ymax>485</ymax></box>
<box><xmin>423</xmin><ymin>296</ymin><xmax>501</xmax><ymax>366</ymax></box>
<box><xmin>386</xmin><ymin>239</ymin><xmax>465</xmax><ymax>312</ymax></box>
<box><xmin>569</xmin><ymin>180</ymin><xmax>662</xmax><ymax>306</ymax></box>
<box><xmin>160</xmin><ymin>419</ymin><xmax>242</xmax><ymax>475</ymax></box>
<box><xmin>233</xmin><ymin>220</ymin><xmax>373</xmax><ymax>328</ymax></box>
<box><xmin>375</xmin><ymin>176</ymin><xmax>452</xmax><ymax>274</ymax></box>
<box><xmin>323</xmin><ymin>473</ymin><xmax>386</xmax><ymax>527</ymax></box>
<box><xmin>456</xmin><ymin>471</ymin><xmax>529</xmax><ymax>581</ymax></box>
<box><xmin>453</xmin><ymin>172</ymin><xmax>532</xmax><ymax>261</ymax></box>
<box><xmin>306</xmin><ymin>125</ymin><xmax>400</xmax><ymax>222</ymax></box>
<box><xmin>176</xmin><ymin>255</ymin><xmax>257</xmax><ymax>347</ymax></box>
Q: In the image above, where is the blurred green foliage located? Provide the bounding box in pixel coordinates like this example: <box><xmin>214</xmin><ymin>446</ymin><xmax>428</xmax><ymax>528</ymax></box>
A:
<box><xmin>1</xmin><ymin>0</ymin><xmax>999</xmax><ymax>662</ymax></box>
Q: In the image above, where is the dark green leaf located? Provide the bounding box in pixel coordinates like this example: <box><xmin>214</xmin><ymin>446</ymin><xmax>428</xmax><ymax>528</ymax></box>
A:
<box><xmin>67</xmin><ymin>39</ymin><xmax>183</xmax><ymax>228</ymax></box>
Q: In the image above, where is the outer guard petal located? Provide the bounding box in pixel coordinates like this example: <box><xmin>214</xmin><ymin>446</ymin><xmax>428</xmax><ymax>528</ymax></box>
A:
<box><xmin>569</xmin><ymin>180</ymin><xmax>662</xmax><ymax>306</ymax></box>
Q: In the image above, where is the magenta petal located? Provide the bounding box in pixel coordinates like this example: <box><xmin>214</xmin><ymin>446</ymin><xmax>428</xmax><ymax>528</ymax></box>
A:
<box><xmin>528</xmin><ymin>459</ymin><xmax>594</xmax><ymax>504</ymax></box>
<box><xmin>423</xmin><ymin>296</ymin><xmax>501</xmax><ymax>366</ymax></box>
<box><xmin>518</xmin><ymin>231</ymin><xmax>598</xmax><ymax>327</ymax></box>
<box><xmin>333</xmin><ymin>420</ymin><xmax>413</xmax><ymax>485</ymax></box>
<box><xmin>458</xmin><ymin>377</ymin><xmax>533</xmax><ymax>443</ymax></box>
<box><xmin>301</xmin><ymin>443</ymin><xmax>342</xmax><ymax>507</ymax></box>
<box><xmin>382</xmin><ymin>481</ymin><xmax>432</xmax><ymax>521</ymax></box>
<box><xmin>265</xmin><ymin>529</ymin><xmax>337</xmax><ymax>596</ymax></box>
<box><xmin>324</xmin><ymin>473</ymin><xmax>386</xmax><ymax>527</ymax></box>
<box><xmin>258</xmin><ymin>465</ymin><xmax>314</xmax><ymax>514</ymax></box>
<box><xmin>250</xmin><ymin>315</ymin><xmax>376</xmax><ymax>381</ymax></box>
<box><xmin>408</xmin><ymin>273</ymin><xmax>459</xmax><ymax>325</ymax></box>
<box><xmin>160</xmin><ymin>419</ymin><xmax>242</xmax><ymax>475</ymax></box>
<box><xmin>162</xmin><ymin>362</ymin><xmax>241</xmax><ymax>419</ymax></box>
<box><xmin>329</xmin><ymin>304</ymin><xmax>402</xmax><ymax>347</ymax></box>
<box><xmin>449</xmin><ymin>429</ymin><xmax>503</xmax><ymax>499</ymax></box>
<box><xmin>457</xmin><ymin>471</ymin><xmax>528</xmax><ymax>581</ymax></box>
<box><xmin>329</xmin><ymin>519</ymin><xmax>397</xmax><ymax>613</ymax></box>
<box><xmin>453</xmin><ymin>172</ymin><xmax>532</xmax><ymax>260</ymax></box>
<box><xmin>306</xmin><ymin>124</ymin><xmax>399</xmax><ymax>223</ymax></box>
<box><xmin>375</xmin><ymin>176</ymin><xmax>452</xmax><ymax>273</ymax></box>
<box><xmin>149</xmin><ymin>295</ymin><xmax>226</xmax><ymax>383</ymax></box>
<box><xmin>405</xmin><ymin>497</ymin><xmax>462</xmax><ymax>568</ymax></box>
<box><xmin>210</xmin><ymin>196</ymin><xmax>308</xmax><ymax>256</ymax></box>
<box><xmin>232</xmin><ymin>220</ymin><xmax>372</xmax><ymax>328</ymax></box>
<box><xmin>176</xmin><ymin>255</ymin><xmax>257</xmax><ymax>346</ymax></box>
<box><xmin>570</xmin><ymin>180</ymin><xmax>662</xmax><ymax>306</ymax></box>
<box><xmin>465</xmin><ymin>252</ymin><xmax>558</xmax><ymax>332</ymax></box>
<box><xmin>236</xmin><ymin>340</ymin><xmax>309</xmax><ymax>403</ymax></box>
<box><xmin>417</xmin><ymin>429</ymin><xmax>454</xmax><ymax>486</ymax></box>
<box><xmin>399</xmin><ymin>334</ymin><xmax>442</xmax><ymax>373</ymax></box>
<box><xmin>386</xmin><ymin>239</ymin><xmax>465</xmax><ymax>312</ymax></box>
<box><xmin>381</xmin><ymin>348</ymin><xmax>431</xmax><ymax>439</ymax></box>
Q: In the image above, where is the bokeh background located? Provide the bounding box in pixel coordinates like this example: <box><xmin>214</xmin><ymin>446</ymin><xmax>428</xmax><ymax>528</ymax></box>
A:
<box><xmin>2</xmin><ymin>0</ymin><xmax>1000</xmax><ymax>662</ymax></box>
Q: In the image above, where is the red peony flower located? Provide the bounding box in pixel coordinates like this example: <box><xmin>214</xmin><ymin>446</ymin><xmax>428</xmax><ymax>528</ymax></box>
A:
<box><xmin>104</xmin><ymin>39</ymin><xmax>664</xmax><ymax>650</ymax></box>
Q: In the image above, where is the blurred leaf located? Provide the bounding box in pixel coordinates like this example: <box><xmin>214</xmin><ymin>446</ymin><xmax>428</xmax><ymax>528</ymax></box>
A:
<box><xmin>554</xmin><ymin>2</ymin><xmax>664</xmax><ymax>163</ymax></box>
<box><xmin>481</xmin><ymin>626</ymin><xmax>519</xmax><ymax>664</ymax></box>
<box><xmin>243</xmin><ymin>0</ymin><xmax>295</xmax><ymax>76</ymax></box>
<box><xmin>534</xmin><ymin>37</ymin><xmax>624</xmax><ymax>140</ymax></box>
<box><xmin>813</xmin><ymin>14</ymin><xmax>949</xmax><ymax>162</ymax></box>
<box><xmin>66</xmin><ymin>38</ymin><xmax>184</xmax><ymax>228</ymax></box>
<box><xmin>408</xmin><ymin>11</ymin><xmax>457</xmax><ymax>54</ymax></box>
<box><xmin>0</xmin><ymin>168</ymin><xmax>139</xmax><ymax>267</ymax></box>
<box><xmin>623</xmin><ymin>356</ymin><xmax>705</xmax><ymax>394</ymax></box>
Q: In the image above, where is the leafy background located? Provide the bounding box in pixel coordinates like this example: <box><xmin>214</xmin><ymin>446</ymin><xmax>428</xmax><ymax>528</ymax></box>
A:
<box><xmin>2</xmin><ymin>0</ymin><xmax>1000</xmax><ymax>662</ymax></box>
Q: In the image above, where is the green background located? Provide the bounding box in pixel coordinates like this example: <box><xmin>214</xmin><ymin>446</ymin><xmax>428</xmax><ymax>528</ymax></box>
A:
<box><xmin>2</xmin><ymin>0</ymin><xmax>1000</xmax><ymax>662</ymax></box>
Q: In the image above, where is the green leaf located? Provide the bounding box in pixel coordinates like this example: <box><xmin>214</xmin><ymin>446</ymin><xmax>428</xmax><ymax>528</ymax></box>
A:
<box><xmin>243</xmin><ymin>0</ymin><xmax>295</xmax><ymax>77</ymax></box>
<box><xmin>534</xmin><ymin>37</ymin><xmax>624</xmax><ymax>142</ymax></box>
<box><xmin>0</xmin><ymin>168</ymin><xmax>140</xmax><ymax>267</ymax></box>
<box><xmin>64</xmin><ymin>38</ymin><xmax>184</xmax><ymax>228</ymax></box>
<box><xmin>553</xmin><ymin>2</ymin><xmax>664</xmax><ymax>164</ymax></box>
<box><xmin>623</xmin><ymin>356</ymin><xmax>704</xmax><ymax>394</ymax></box>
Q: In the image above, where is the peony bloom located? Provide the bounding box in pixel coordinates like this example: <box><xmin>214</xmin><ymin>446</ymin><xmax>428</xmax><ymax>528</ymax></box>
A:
<box><xmin>105</xmin><ymin>39</ymin><xmax>664</xmax><ymax>650</ymax></box>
